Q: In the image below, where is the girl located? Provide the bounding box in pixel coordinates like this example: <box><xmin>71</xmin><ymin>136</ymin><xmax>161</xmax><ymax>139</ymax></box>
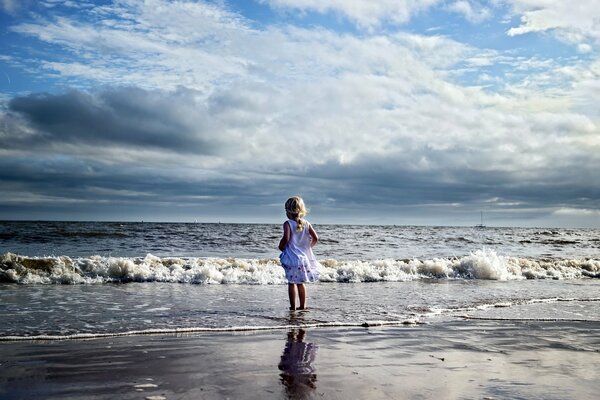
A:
<box><xmin>278</xmin><ymin>196</ymin><xmax>320</xmax><ymax>310</ymax></box>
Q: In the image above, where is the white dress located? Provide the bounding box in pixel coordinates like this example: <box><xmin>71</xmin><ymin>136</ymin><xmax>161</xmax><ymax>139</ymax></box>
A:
<box><xmin>279</xmin><ymin>219</ymin><xmax>320</xmax><ymax>283</ymax></box>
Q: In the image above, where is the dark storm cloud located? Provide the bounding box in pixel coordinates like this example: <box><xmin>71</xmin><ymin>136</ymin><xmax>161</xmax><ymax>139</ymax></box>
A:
<box><xmin>299</xmin><ymin>154</ymin><xmax>600</xmax><ymax>213</ymax></box>
<box><xmin>0</xmin><ymin>156</ymin><xmax>250</xmax><ymax>202</ymax></box>
<box><xmin>6</xmin><ymin>87</ymin><xmax>221</xmax><ymax>154</ymax></box>
<box><xmin>0</xmin><ymin>153</ymin><xmax>269</xmax><ymax>221</ymax></box>
<box><xmin>0</xmin><ymin>145</ymin><xmax>598</xmax><ymax>224</ymax></box>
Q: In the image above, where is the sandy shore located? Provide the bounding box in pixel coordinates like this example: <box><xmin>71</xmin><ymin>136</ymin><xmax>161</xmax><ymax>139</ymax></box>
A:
<box><xmin>1</xmin><ymin>318</ymin><xmax>599</xmax><ymax>399</ymax></box>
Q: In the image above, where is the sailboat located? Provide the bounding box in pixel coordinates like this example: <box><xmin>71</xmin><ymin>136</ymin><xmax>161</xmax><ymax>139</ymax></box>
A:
<box><xmin>475</xmin><ymin>211</ymin><xmax>485</xmax><ymax>228</ymax></box>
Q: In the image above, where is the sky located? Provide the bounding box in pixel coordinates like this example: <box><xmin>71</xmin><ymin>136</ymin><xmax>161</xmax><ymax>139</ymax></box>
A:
<box><xmin>0</xmin><ymin>0</ymin><xmax>599</xmax><ymax>227</ymax></box>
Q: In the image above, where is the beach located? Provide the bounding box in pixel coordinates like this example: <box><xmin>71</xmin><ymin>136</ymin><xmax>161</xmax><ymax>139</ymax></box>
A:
<box><xmin>2</xmin><ymin>318</ymin><xmax>599</xmax><ymax>399</ymax></box>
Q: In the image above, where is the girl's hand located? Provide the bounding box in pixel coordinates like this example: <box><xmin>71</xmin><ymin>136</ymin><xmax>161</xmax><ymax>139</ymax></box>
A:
<box><xmin>308</xmin><ymin>224</ymin><xmax>319</xmax><ymax>247</ymax></box>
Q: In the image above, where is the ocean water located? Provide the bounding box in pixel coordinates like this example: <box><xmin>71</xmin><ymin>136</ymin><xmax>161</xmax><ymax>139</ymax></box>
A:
<box><xmin>1</xmin><ymin>221</ymin><xmax>599</xmax><ymax>340</ymax></box>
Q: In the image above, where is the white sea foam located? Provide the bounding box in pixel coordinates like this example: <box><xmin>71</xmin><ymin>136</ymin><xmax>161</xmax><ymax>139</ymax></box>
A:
<box><xmin>1</xmin><ymin>250</ymin><xmax>599</xmax><ymax>284</ymax></box>
<box><xmin>0</xmin><ymin>319</ymin><xmax>421</xmax><ymax>341</ymax></box>
<box><xmin>428</xmin><ymin>297</ymin><xmax>600</xmax><ymax>318</ymax></box>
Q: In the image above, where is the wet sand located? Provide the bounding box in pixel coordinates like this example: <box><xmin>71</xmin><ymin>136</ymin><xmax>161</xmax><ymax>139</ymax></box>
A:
<box><xmin>1</xmin><ymin>319</ymin><xmax>599</xmax><ymax>399</ymax></box>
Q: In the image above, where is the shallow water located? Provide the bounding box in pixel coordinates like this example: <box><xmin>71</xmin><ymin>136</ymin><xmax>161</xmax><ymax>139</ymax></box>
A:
<box><xmin>1</xmin><ymin>280</ymin><xmax>599</xmax><ymax>339</ymax></box>
<box><xmin>1</xmin><ymin>222</ymin><xmax>599</xmax><ymax>340</ymax></box>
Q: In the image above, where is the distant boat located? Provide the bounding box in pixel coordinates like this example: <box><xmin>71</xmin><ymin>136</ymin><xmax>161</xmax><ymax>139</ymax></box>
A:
<box><xmin>475</xmin><ymin>211</ymin><xmax>485</xmax><ymax>228</ymax></box>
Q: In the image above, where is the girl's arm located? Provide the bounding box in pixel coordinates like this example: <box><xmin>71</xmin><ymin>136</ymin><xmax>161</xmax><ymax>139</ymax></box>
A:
<box><xmin>308</xmin><ymin>224</ymin><xmax>319</xmax><ymax>247</ymax></box>
<box><xmin>278</xmin><ymin>221</ymin><xmax>291</xmax><ymax>251</ymax></box>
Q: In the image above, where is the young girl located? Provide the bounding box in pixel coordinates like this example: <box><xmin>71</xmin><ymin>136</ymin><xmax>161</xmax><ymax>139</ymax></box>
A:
<box><xmin>278</xmin><ymin>196</ymin><xmax>320</xmax><ymax>310</ymax></box>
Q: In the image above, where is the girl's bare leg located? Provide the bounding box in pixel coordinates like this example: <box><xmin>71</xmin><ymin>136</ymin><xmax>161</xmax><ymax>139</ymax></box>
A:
<box><xmin>288</xmin><ymin>283</ymin><xmax>297</xmax><ymax>310</ymax></box>
<box><xmin>298</xmin><ymin>284</ymin><xmax>306</xmax><ymax>309</ymax></box>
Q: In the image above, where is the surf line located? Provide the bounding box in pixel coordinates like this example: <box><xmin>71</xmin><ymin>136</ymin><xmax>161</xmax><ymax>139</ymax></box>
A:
<box><xmin>0</xmin><ymin>319</ymin><xmax>422</xmax><ymax>342</ymax></box>
<box><xmin>459</xmin><ymin>315</ymin><xmax>600</xmax><ymax>323</ymax></box>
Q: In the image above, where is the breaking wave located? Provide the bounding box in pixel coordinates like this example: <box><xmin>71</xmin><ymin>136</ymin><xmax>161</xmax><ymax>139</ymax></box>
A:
<box><xmin>1</xmin><ymin>250</ymin><xmax>599</xmax><ymax>284</ymax></box>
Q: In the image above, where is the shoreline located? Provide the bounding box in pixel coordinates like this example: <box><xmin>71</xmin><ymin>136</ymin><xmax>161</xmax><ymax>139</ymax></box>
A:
<box><xmin>0</xmin><ymin>319</ymin><xmax>423</xmax><ymax>342</ymax></box>
<box><xmin>2</xmin><ymin>319</ymin><xmax>598</xmax><ymax>399</ymax></box>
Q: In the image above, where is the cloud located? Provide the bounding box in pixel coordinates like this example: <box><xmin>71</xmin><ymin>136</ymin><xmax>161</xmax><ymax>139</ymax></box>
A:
<box><xmin>577</xmin><ymin>43</ymin><xmax>593</xmax><ymax>54</ymax></box>
<box><xmin>260</xmin><ymin>0</ymin><xmax>442</xmax><ymax>29</ymax></box>
<box><xmin>446</xmin><ymin>1</ymin><xmax>492</xmax><ymax>24</ymax></box>
<box><xmin>553</xmin><ymin>207</ymin><xmax>600</xmax><ymax>216</ymax></box>
<box><xmin>3</xmin><ymin>68</ymin><xmax>598</xmax><ymax>221</ymax></box>
<box><xmin>0</xmin><ymin>0</ymin><xmax>17</xmax><ymax>14</ymax></box>
<box><xmin>1</xmin><ymin>0</ymin><xmax>599</xmax><ymax>224</ymax></box>
<box><xmin>507</xmin><ymin>0</ymin><xmax>600</xmax><ymax>48</ymax></box>
<box><xmin>5</xmin><ymin>88</ymin><xmax>224</xmax><ymax>155</ymax></box>
<box><xmin>0</xmin><ymin>0</ymin><xmax>32</xmax><ymax>15</ymax></box>
<box><xmin>10</xmin><ymin>1</ymin><xmax>253</xmax><ymax>91</ymax></box>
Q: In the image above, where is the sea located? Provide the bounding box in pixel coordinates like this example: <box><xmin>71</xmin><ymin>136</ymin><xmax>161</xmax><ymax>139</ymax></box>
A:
<box><xmin>1</xmin><ymin>221</ymin><xmax>599</xmax><ymax>340</ymax></box>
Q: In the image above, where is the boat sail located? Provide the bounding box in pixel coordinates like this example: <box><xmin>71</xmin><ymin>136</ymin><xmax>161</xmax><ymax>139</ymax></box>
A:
<box><xmin>475</xmin><ymin>211</ymin><xmax>485</xmax><ymax>228</ymax></box>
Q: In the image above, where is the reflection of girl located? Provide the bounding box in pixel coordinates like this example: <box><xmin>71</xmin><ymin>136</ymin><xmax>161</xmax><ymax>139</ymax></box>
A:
<box><xmin>278</xmin><ymin>329</ymin><xmax>318</xmax><ymax>398</ymax></box>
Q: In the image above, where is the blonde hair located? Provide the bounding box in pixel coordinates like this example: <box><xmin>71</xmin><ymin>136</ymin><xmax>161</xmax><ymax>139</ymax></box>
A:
<box><xmin>285</xmin><ymin>196</ymin><xmax>308</xmax><ymax>232</ymax></box>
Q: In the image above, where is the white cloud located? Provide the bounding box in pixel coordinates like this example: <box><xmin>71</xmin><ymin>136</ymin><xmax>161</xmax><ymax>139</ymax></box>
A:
<box><xmin>446</xmin><ymin>1</ymin><xmax>492</xmax><ymax>23</ymax></box>
<box><xmin>11</xmin><ymin>3</ymin><xmax>253</xmax><ymax>92</ymax></box>
<box><xmin>507</xmin><ymin>0</ymin><xmax>600</xmax><ymax>47</ymax></box>
<box><xmin>7</xmin><ymin>2</ymin><xmax>598</xmax><ymax>162</ymax></box>
<box><xmin>393</xmin><ymin>32</ymin><xmax>475</xmax><ymax>68</ymax></box>
<box><xmin>553</xmin><ymin>207</ymin><xmax>600</xmax><ymax>216</ymax></box>
<box><xmin>260</xmin><ymin>0</ymin><xmax>442</xmax><ymax>29</ymax></box>
<box><xmin>577</xmin><ymin>43</ymin><xmax>593</xmax><ymax>54</ymax></box>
